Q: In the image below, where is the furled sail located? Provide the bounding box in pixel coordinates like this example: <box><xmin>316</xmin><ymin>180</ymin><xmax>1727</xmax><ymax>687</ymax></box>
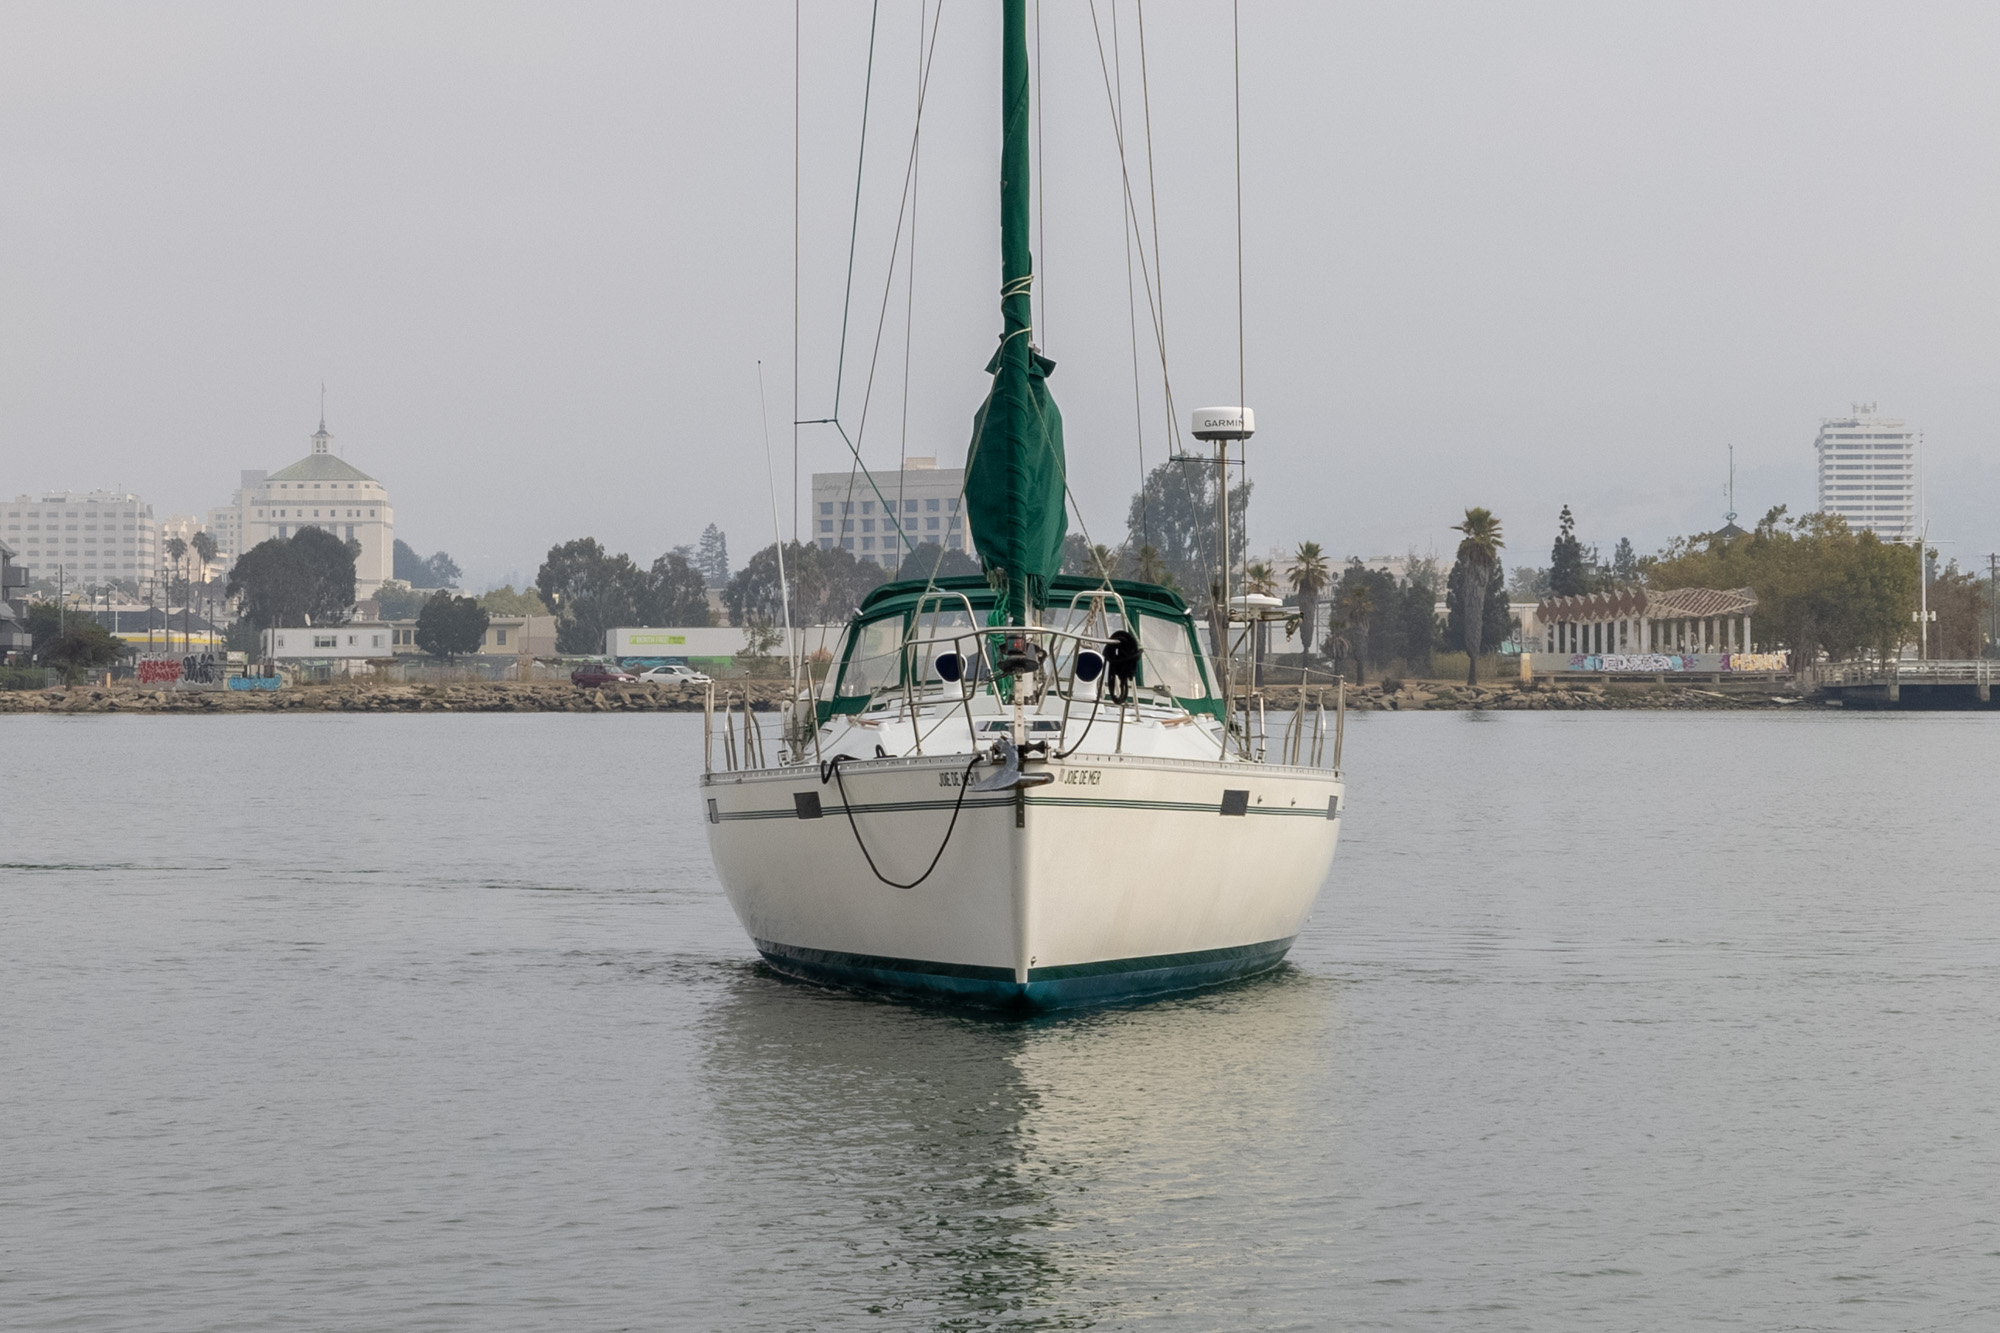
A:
<box><xmin>965</xmin><ymin>0</ymin><xmax>1067</xmax><ymax>626</ymax></box>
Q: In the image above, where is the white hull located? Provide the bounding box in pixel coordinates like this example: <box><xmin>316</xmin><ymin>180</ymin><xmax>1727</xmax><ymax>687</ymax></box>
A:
<box><xmin>704</xmin><ymin>750</ymin><xmax>1342</xmax><ymax>1010</ymax></box>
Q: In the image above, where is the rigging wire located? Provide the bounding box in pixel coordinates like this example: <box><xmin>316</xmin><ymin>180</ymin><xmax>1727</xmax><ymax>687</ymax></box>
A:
<box><xmin>1233</xmin><ymin>0</ymin><xmax>1249</xmax><ymax>598</ymax></box>
<box><xmin>1086</xmin><ymin>0</ymin><xmax>1177</xmax><ymax>463</ymax></box>
<box><xmin>897</xmin><ymin>0</ymin><xmax>927</xmax><ymax>556</ymax></box>
<box><xmin>758</xmin><ymin>361</ymin><xmax>796</xmax><ymax>680</ymax></box>
<box><xmin>1035</xmin><ymin>0</ymin><xmax>1046</xmax><ymax>348</ymax></box>
<box><xmin>793</xmin><ymin>0</ymin><xmax>801</xmax><ymax>545</ymax></box>
<box><xmin>1111</xmin><ymin>0</ymin><xmax>1149</xmax><ymax>553</ymax></box>
<box><xmin>1133</xmin><ymin>1</ymin><xmax>1181</xmax><ymax>461</ymax></box>
<box><xmin>830</xmin><ymin>0</ymin><xmax>883</xmax><ymax>425</ymax></box>
<box><xmin>835</xmin><ymin>0</ymin><xmax>946</xmax><ymax>561</ymax></box>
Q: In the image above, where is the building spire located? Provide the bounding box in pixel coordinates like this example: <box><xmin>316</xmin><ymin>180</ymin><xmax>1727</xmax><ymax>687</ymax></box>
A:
<box><xmin>312</xmin><ymin>385</ymin><xmax>332</xmax><ymax>456</ymax></box>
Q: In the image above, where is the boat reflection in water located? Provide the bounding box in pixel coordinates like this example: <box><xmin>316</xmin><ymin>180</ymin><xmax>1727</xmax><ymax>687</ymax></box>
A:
<box><xmin>694</xmin><ymin>964</ymin><xmax>1339</xmax><ymax>1326</ymax></box>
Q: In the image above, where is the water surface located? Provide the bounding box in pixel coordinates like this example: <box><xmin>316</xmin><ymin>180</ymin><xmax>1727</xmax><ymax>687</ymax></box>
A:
<box><xmin>4</xmin><ymin>711</ymin><xmax>1998</xmax><ymax>1330</ymax></box>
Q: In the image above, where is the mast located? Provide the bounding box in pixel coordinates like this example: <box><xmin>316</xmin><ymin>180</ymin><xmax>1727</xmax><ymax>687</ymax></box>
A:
<box><xmin>965</xmin><ymin>0</ymin><xmax>1067</xmax><ymax>626</ymax></box>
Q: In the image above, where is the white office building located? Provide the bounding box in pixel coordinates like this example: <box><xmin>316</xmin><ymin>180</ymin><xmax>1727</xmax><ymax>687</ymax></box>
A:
<box><xmin>1815</xmin><ymin>404</ymin><xmax>1918</xmax><ymax>543</ymax></box>
<box><xmin>810</xmin><ymin>457</ymin><xmax>971</xmax><ymax>570</ymax></box>
<box><xmin>205</xmin><ymin>470</ymin><xmax>262</xmax><ymax>571</ymax></box>
<box><xmin>1</xmin><ymin>490</ymin><xmax>158</xmax><ymax>587</ymax></box>
<box><xmin>239</xmin><ymin>420</ymin><xmax>395</xmax><ymax>596</ymax></box>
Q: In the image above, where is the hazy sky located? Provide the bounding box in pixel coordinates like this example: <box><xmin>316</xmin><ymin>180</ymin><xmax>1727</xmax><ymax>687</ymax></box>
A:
<box><xmin>6</xmin><ymin>2</ymin><xmax>1999</xmax><ymax>588</ymax></box>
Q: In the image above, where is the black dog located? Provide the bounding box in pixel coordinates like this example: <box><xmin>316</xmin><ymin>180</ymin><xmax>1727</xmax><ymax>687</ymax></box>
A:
<box><xmin>1103</xmin><ymin>630</ymin><xmax>1140</xmax><ymax>703</ymax></box>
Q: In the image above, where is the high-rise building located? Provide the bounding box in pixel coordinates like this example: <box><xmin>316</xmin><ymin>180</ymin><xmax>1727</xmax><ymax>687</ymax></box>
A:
<box><xmin>1</xmin><ymin>490</ymin><xmax>158</xmax><ymax>587</ymax></box>
<box><xmin>205</xmin><ymin>470</ymin><xmax>263</xmax><ymax>571</ymax></box>
<box><xmin>810</xmin><ymin>457</ymin><xmax>971</xmax><ymax>570</ymax></box>
<box><xmin>239</xmin><ymin>420</ymin><xmax>395</xmax><ymax>596</ymax></box>
<box><xmin>1815</xmin><ymin>404</ymin><xmax>1918</xmax><ymax>543</ymax></box>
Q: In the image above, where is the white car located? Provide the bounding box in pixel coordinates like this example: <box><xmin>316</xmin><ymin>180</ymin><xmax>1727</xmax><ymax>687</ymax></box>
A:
<box><xmin>635</xmin><ymin>664</ymin><xmax>711</xmax><ymax>686</ymax></box>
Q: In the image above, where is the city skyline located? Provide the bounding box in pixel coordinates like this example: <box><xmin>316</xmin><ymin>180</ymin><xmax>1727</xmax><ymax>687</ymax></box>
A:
<box><xmin>9</xmin><ymin>5</ymin><xmax>2000</xmax><ymax>583</ymax></box>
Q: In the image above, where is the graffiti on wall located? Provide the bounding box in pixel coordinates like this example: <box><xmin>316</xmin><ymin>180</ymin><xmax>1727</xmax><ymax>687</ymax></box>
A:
<box><xmin>1570</xmin><ymin>654</ymin><xmax>1687</xmax><ymax>672</ymax></box>
<box><xmin>136</xmin><ymin>654</ymin><xmax>226</xmax><ymax>685</ymax></box>
<box><xmin>1720</xmin><ymin>651</ymin><xmax>1790</xmax><ymax>672</ymax></box>
<box><xmin>1566</xmin><ymin>651</ymin><xmax>1790</xmax><ymax>673</ymax></box>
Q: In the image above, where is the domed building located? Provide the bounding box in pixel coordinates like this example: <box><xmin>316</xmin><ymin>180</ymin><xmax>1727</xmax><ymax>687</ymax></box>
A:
<box><xmin>240</xmin><ymin>418</ymin><xmax>395</xmax><ymax>596</ymax></box>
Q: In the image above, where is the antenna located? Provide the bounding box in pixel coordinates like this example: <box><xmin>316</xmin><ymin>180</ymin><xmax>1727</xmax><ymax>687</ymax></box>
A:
<box><xmin>1725</xmin><ymin>443</ymin><xmax>1736</xmax><ymax>525</ymax></box>
<box><xmin>320</xmin><ymin>382</ymin><xmax>326</xmax><ymax>431</ymax></box>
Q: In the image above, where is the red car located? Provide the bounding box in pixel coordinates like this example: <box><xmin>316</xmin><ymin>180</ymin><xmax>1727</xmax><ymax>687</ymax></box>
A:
<box><xmin>570</xmin><ymin>663</ymin><xmax>638</xmax><ymax>687</ymax></box>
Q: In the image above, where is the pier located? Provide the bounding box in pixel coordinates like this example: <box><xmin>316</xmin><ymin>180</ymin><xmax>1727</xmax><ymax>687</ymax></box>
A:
<box><xmin>1819</xmin><ymin>661</ymin><xmax>2000</xmax><ymax>708</ymax></box>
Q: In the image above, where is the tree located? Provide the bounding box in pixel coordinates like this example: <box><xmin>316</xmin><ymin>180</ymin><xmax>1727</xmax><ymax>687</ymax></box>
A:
<box><xmin>641</xmin><ymin>552</ymin><xmax>713</xmax><ymax>625</ymax></box>
<box><xmin>1509</xmin><ymin>566</ymin><xmax>1551</xmax><ymax>600</ymax></box>
<box><xmin>1610</xmin><ymin>537</ymin><xmax>1637</xmax><ymax>582</ymax></box>
<box><xmin>477</xmin><ymin>585</ymin><xmax>550</xmax><ymax>617</ymax></box>
<box><xmin>1647</xmin><ymin>506</ymin><xmax>1917</xmax><ymax>665</ymax></box>
<box><xmin>420</xmin><ymin>551</ymin><xmax>461</xmax><ymax>587</ymax></box>
<box><xmin>165</xmin><ymin>535</ymin><xmax>189</xmax><ymax>611</ymax></box>
<box><xmin>375</xmin><ymin>580</ymin><xmax>429</xmax><ymax>620</ymax></box>
<box><xmin>1334</xmin><ymin>582</ymin><xmax>1375</xmax><ymax>684</ymax></box>
<box><xmin>536</xmin><ymin>538</ymin><xmax>648</xmax><ymax>654</ymax></box>
<box><xmin>1060</xmin><ymin>533</ymin><xmax>1122</xmax><ymax>578</ymax></box>
<box><xmin>1928</xmin><ymin>563</ymin><xmax>1986</xmax><ymax>659</ymax></box>
<box><xmin>393</xmin><ymin>539</ymin><xmax>459</xmax><ymax>587</ymax></box>
<box><xmin>1450</xmin><ymin>507</ymin><xmax>1506</xmax><ymax>684</ymax></box>
<box><xmin>191</xmin><ymin>530</ymin><xmax>219</xmax><ymax>581</ymax></box>
<box><xmin>25</xmin><ymin>600</ymin><xmax>67</xmax><ymax>652</ymax></box>
<box><xmin>415</xmin><ymin>591</ymin><xmax>490</xmax><ymax>658</ymax></box>
<box><xmin>897</xmin><ymin>541</ymin><xmax>983</xmax><ymax>584</ymax></box>
<box><xmin>40</xmin><ymin>619</ymin><xmax>125</xmax><ymax>684</ymax></box>
<box><xmin>724</xmin><ymin>541</ymin><xmax>886</xmax><ymax>629</ymax></box>
<box><xmin>1447</xmin><ymin>559</ymin><xmax>1511</xmax><ymax>666</ymax></box>
<box><xmin>1132</xmin><ymin>544</ymin><xmax>1171</xmax><ymax>586</ymax></box>
<box><xmin>1397</xmin><ymin>557</ymin><xmax>1441</xmax><ymax>677</ymax></box>
<box><xmin>1124</xmin><ymin>459</ymin><xmax>1251</xmax><ymax>610</ymax></box>
<box><xmin>227</xmin><ymin>530</ymin><xmax>357</xmax><ymax>632</ymax></box>
<box><xmin>1548</xmin><ymin>506</ymin><xmax>1587</xmax><ymax>596</ymax></box>
<box><xmin>694</xmin><ymin>525</ymin><xmax>731</xmax><ymax>587</ymax></box>
<box><xmin>1287</xmin><ymin>542</ymin><xmax>1330</xmax><ymax>668</ymax></box>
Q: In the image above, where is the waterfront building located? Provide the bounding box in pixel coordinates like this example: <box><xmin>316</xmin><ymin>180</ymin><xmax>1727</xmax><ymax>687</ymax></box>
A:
<box><xmin>239</xmin><ymin>419</ymin><xmax>395</xmax><ymax>596</ymax></box>
<box><xmin>0</xmin><ymin>539</ymin><xmax>29</xmax><ymax>658</ymax></box>
<box><xmin>1815</xmin><ymin>404</ymin><xmax>1918</xmax><ymax>543</ymax></box>
<box><xmin>810</xmin><ymin>457</ymin><xmax>970</xmax><ymax>570</ymax></box>
<box><xmin>1536</xmin><ymin>586</ymin><xmax>1760</xmax><ymax>657</ymax></box>
<box><xmin>263</xmin><ymin>623</ymin><xmax>393</xmax><ymax>663</ymax></box>
<box><xmin>1</xmin><ymin>490</ymin><xmax>158</xmax><ymax>587</ymax></box>
<box><xmin>386</xmin><ymin>614</ymin><xmax>558</xmax><ymax>658</ymax></box>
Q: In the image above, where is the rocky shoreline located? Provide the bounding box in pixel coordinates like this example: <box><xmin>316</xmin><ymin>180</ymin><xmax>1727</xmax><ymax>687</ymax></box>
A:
<box><xmin>0</xmin><ymin>678</ymin><xmax>1811</xmax><ymax>715</ymax></box>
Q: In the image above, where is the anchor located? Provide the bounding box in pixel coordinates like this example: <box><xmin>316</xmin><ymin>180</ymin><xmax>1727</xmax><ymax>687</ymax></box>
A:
<box><xmin>971</xmin><ymin>735</ymin><xmax>1055</xmax><ymax>792</ymax></box>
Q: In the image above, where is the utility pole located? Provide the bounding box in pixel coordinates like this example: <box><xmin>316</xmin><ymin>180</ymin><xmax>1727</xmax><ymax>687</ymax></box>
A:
<box><xmin>1990</xmin><ymin>553</ymin><xmax>1998</xmax><ymax>657</ymax></box>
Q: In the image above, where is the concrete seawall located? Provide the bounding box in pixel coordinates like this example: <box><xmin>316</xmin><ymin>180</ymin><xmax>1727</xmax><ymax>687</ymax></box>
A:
<box><xmin>0</xmin><ymin>679</ymin><xmax>1809</xmax><ymax>715</ymax></box>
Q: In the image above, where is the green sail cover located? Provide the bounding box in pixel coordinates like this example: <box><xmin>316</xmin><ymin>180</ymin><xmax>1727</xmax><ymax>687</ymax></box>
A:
<box><xmin>965</xmin><ymin>0</ymin><xmax>1066</xmax><ymax>626</ymax></box>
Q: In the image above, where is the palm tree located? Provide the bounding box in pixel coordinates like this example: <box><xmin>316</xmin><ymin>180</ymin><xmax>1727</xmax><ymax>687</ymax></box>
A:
<box><xmin>1287</xmin><ymin>542</ymin><xmax>1330</xmax><ymax>673</ymax></box>
<box><xmin>1245</xmin><ymin>560</ymin><xmax>1276</xmax><ymax>683</ymax></box>
<box><xmin>1451</xmin><ymin>507</ymin><xmax>1505</xmax><ymax>685</ymax></box>
<box><xmin>1134</xmin><ymin>544</ymin><xmax>1171</xmax><ymax>587</ymax></box>
<box><xmin>1336</xmin><ymin>583</ymin><xmax>1375</xmax><ymax>685</ymax></box>
<box><xmin>164</xmin><ymin>535</ymin><xmax>189</xmax><ymax>655</ymax></box>
<box><xmin>190</xmin><ymin>530</ymin><xmax>218</xmax><ymax>583</ymax></box>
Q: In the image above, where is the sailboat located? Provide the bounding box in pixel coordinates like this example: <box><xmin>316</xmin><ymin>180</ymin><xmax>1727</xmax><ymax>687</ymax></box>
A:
<box><xmin>701</xmin><ymin>2</ymin><xmax>1345</xmax><ymax>1012</ymax></box>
